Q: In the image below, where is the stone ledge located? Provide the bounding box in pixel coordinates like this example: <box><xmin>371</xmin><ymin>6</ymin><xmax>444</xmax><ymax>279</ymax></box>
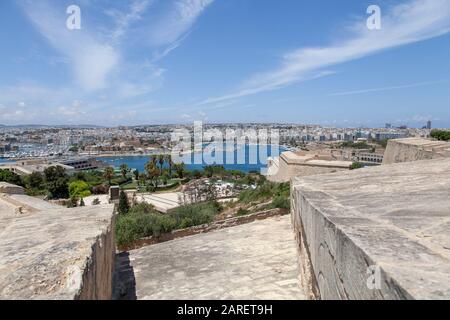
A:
<box><xmin>0</xmin><ymin>182</ymin><xmax>25</xmax><ymax>195</ymax></box>
<box><xmin>0</xmin><ymin>192</ymin><xmax>115</xmax><ymax>300</ymax></box>
<box><xmin>383</xmin><ymin>138</ymin><xmax>450</xmax><ymax>165</ymax></box>
<box><xmin>291</xmin><ymin>158</ymin><xmax>450</xmax><ymax>300</ymax></box>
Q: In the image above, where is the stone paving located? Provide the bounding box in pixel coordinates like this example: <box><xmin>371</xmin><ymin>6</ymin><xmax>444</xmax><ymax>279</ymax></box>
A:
<box><xmin>114</xmin><ymin>215</ymin><xmax>305</xmax><ymax>300</ymax></box>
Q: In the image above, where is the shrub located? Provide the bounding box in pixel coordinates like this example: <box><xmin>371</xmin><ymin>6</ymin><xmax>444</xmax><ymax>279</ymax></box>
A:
<box><xmin>431</xmin><ymin>129</ymin><xmax>450</xmax><ymax>141</ymax></box>
<box><xmin>239</xmin><ymin>181</ymin><xmax>290</xmax><ymax>204</ymax></box>
<box><xmin>236</xmin><ymin>208</ymin><xmax>250</xmax><ymax>216</ymax></box>
<box><xmin>129</xmin><ymin>202</ymin><xmax>156</xmax><ymax>215</ymax></box>
<box><xmin>115</xmin><ymin>201</ymin><xmax>222</xmax><ymax>247</ymax></box>
<box><xmin>350</xmin><ymin>162</ymin><xmax>364</xmax><ymax>170</ymax></box>
<box><xmin>27</xmin><ymin>172</ymin><xmax>44</xmax><ymax>189</ymax></box>
<box><xmin>69</xmin><ymin>180</ymin><xmax>91</xmax><ymax>198</ymax></box>
<box><xmin>168</xmin><ymin>202</ymin><xmax>221</xmax><ymax>229</ymax></box>
<box><xmin>271</xmin><ymin>196</ymin><xmax>290</xmax><ymax>210</ymax></box>
<box><xmin>0</xmin><ymin>169</ymin><xmax>24</xmax><ymax>186</ymax></box>
<box><xmin>92</xmin><ymin>184</ymin><xmax>109</xmax><ymax>195</ymax></box>
<box><xmin>118</xmin><ymin>191</ymin><xmax>130</xmax><ymax>215</ymax></box>
<box><xmin>116</xmin><ymin>210</ymin><xmax>176</xmax><ymax>247</ymax></box>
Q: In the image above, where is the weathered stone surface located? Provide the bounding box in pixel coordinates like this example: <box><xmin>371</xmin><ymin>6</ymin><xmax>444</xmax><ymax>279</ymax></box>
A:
<box><xmin>292</xmin><ymin>158</ymin><xmax>450</xmax><ymax>300</ymax></box>
<box><xmin>0</xmin><ymin>182</ymin><xmax>25</xmax><ymax>195</ymax></box>
<box><xmin>114</xmin><ymin>215</ymin><xmax>306</xmax><ymax>300</ymax></box>
<box><xmin>0</xmin><ymin>190</ymin><xmax>115</xmax><ymax>300</ymax></box>
<box><xmin>268</xmin><ymin>152</ymin><xmax>351</xmax><ymax>183</ymax></box>
<box><xmin>383</xmin><ymin>138</ymin><xmax>450</xmax><ymax>165</ymax></box>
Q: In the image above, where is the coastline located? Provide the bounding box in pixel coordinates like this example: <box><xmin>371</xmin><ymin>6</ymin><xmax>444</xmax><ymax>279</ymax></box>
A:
<box><xmin>1</xmin><ymin>143</ymin><xmax>289</xmax><ymax>164</ymax></box>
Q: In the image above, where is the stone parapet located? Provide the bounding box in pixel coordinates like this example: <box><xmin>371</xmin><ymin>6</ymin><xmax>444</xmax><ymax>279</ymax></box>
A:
<box><xmin>0</xmin><ymin>190</ymin><xmax>115</xmax><ymax>300</ymax></box>
<box><xmin>383</xmin><ymin>138</ymin><xmax>450</xmax><ymax>165</ymax></box>
<box><xmin>291</xmin><ymin>158</ymin><xmax>450</xmax><ymax>300</ymax></box>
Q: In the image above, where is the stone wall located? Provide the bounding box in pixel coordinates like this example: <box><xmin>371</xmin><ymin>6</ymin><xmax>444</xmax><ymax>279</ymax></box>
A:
<box><xmin>0</xmin><ymin>189</ymin><xmax>116</xmax><ymax>300</ymax></box>
<box><xmin>291</xmin><ymin>158</ymin><xmax>450</xmax><ymax>300</ymax></box>
<box><xmin>0</xmin><ymin>182</ymin><xmax>25</xmax><ymax>195</ymax></box>
<box><xmin>382</xmin><ymin>138</ymin><xmax>450</xmax><ymax>165</ymax></box>
<box><xmin>268</xmin><ymin>152</ymin><xmax>351</xmax><ymax>183</ymax></box>
<box><xmin>76</xmin><ymin>213</ymin><xmax>116</xmax><ymax>300</ymax></box>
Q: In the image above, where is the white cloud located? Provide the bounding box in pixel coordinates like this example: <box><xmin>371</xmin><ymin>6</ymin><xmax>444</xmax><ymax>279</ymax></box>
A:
<box><xmin>106</xmin><ymin>0</ymin><xmax>153</xmax><ymax>42</ymax></box>
<box><xmin>19</xmin><ymin>0</ymin><xmax>120</xmax><ymax>91</ymax></box>
<box><xmin>201</xmin><ymin>0</ymin><xmax>450</xmax><ymax>105</ymax></box>
<box><xmin>148</xmin><ymin>0</ymin><xmax>213</xmax><ymax>46</ymax></box>
<box><xmin>146</xmin><ymin>0</ymin><xmax>214</xmax><ymax>62</ymax></box>
<box><xmin>0</xmin><ymin>108</ymin><xmax>34</xmax><ymax>122</ymax></box>
<box><xmin>329</xmin><ymin>79</ymin><xmax>450</xmax><ymax>96</ymax></box>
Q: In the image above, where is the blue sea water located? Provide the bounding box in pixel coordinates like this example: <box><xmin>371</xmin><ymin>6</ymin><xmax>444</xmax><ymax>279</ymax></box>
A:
<box><xmin>0</xmin><ymin>158</ymin><xmax>14</xmax><ymax>164</ymax></box>
<box><xmin>97</xmin><ymin>144</ymin><xmax>286</xmax><ymax>173</ymax></box>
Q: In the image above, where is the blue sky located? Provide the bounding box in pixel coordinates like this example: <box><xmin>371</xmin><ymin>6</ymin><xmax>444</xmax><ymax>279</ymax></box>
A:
<box><xmin>0</xmin><ymin>0</ymin><xmax>449</xmax><ymax>127</ymax></box>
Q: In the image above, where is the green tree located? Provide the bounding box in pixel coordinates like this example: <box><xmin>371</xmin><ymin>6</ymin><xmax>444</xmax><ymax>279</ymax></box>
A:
<box><xmin>149</xmin><ymin>155</ymin><xmax>158</xmax><ymax>166</ymax></box>
<box><xmin>103</xmin><ymin>167</ymin><xmax>115</xmax><ymax>185</ymax></box>
<box><xmin>69</xmin><ymin>180</ymin><xmax>91</xmax><ymax>198</ymax></box>
<box><xmin>44</xmin><ymin>166</ymin><xmax>69</xmax><ymax>199</ymax></box>
<box><xmin>174</xmin><ymin>162</ymin><xmax>186</xmax><ymax>179</ymax></box>
<box><xmin>138</xmin><ymin>173</ymin><xmax>147</xmax><ymax>186</ymax></box>
<box><xmin>431</xmin><ymin>129</ymin><xmax>450</xmax><ymax>141</ymax></box>
<box><xmin>145</xmin><ymin>161</ymin><xmax>160</xmax><ymax>189</ymax></box>
<box><xmin>165</xmin><ymin>154</ymin><xmax>173</xmax><ymax>177</ymax></box>
<box><xmin>157</xmin><ymin>154</ymin><xmax>165</xmax><ymax>175</ymax></box>
<box><xmin>192</xmin><ymin>170</ymin><xmax>202</xmax><ymax>179</ymax></box>
<box><xmin>120</xmin><ymin>164</ymin><xmax>129</xmax><ymax>178</ymax></box>
<box><xmin>118</xmin><ymin>190</ymin><xmax>130</xmax><ymax>215</ymax></box>
<box><xmin>134</xmin><ymin>169</ymin><xmax>139</xmax><ymax>181</ymax></box>
<box><xmin>0</xmin><ymin>169</ymin><xmax>24</xmax><ymax>186</ymax></box>
<box><xmin>28</xmin><ymin>172</ymin><xmax>44</xmax><ymax>189</ymax></box>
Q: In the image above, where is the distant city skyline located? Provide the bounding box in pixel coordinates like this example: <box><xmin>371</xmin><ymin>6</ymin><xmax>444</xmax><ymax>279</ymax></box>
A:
<box><xmin>0</xmin><ymin>0</ymin><xmax>449</xmax><ymax>126</ymax></box>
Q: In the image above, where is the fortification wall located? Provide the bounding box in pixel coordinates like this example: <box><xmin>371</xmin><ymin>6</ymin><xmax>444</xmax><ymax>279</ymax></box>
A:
<box><xmin>268</xmin><ymin>153</ymin><xmax>351</xmax><ymax>183</ymax></box>
<box><xmin>0</xmin><ymin>189</ymin><xmax>115</xmax><ymax>300</ymax></box>
<box><xmin>382</xmin><ymin>138</ymin><xmax>450</xmax><ymax>165</ymax></box>
<box><xmin>76</xmin><ymin>214</ymin><xmax>116</xmax><ymax>300</ymax></box>
<box><xmin>0</xmin><ymin>182</ymin><xmax>25</xmax><ymax>195</ymax></box>
<box><xmin>291</xmin><ymin>158</ymin><xmax>450</xmax><ymax>300</ymax></box>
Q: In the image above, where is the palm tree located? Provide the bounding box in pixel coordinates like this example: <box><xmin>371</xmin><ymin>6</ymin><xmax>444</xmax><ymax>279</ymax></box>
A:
<box><xmin>149</xmin><ymin>154</ymin><xmax>158</xmax><ymax>166</ymax></box>
<box><xmin>145</xmin><ymin>161</ymin><xmax>160</xmax><ymax>189</ymax></box>
<box><xmin>138</xmin><ymin>173</ymin><xmax>147</xmax><ymax>186</ymax></box>
<box><xmin>174</xmin><ymin>162</ymin><xmax>185</xmax><ymax>179</ymax></box>
<box><xmin>120</xmin><ymin>163</ymin><xmax>129</xmax><ymax>178</ymax></box>
<box><xmin>165</xmin><ymin>154</ymin><xmax>173</xmax><ymax>177</ymax></box>
<box><xmin>157</xmin><ymin>154</ymin><xmax>165</xmax><ymax>175</ymax></box>
<box><xmin>103</xmin><ymin>167</ymin><xmax>115</xmax><ymax>185</ymax></box>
